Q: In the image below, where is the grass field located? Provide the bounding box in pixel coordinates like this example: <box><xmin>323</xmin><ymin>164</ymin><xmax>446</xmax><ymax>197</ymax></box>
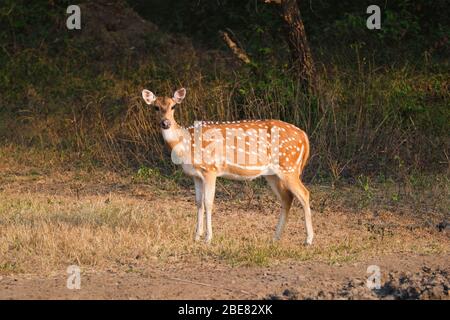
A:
<box><xmin>1</xmin><ymin>146</ymin><xmax>448</xmax><ymax>278</ymax></box>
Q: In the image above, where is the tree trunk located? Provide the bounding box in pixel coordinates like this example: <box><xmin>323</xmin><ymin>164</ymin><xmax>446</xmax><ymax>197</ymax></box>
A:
<box><xmin>280</xmin><ymin>0</ymin><xmax>316</xmax><ymax>92</ymax></box>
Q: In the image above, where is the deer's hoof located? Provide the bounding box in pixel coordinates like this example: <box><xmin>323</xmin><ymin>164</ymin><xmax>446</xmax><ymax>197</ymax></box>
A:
<box><xmin>304</xmin><ymin>237</ymin><xmax>314</xmax><ymax>246</ymax></box>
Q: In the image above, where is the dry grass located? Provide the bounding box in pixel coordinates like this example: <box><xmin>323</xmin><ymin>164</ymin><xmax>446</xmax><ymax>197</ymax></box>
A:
<box><xmin>0</xmin><ymin>148</ymin><xmax>448</xmax><ymax>276</ymax></box>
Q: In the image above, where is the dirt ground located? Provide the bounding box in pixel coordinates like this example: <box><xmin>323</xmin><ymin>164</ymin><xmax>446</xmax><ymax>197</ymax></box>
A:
<box><xmin>0</xmin><ymin>150</ymin><xmax>449</xmax><ymax>300</ymax></box>
<box><xmin>0</xmin><ymin>254</ymin><xmax>448</xmax><ymax>300</ymax></box>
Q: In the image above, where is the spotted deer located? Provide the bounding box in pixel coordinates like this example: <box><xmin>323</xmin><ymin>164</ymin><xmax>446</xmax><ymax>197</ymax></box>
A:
<box><xmin>141</xmin><ymin>88</ymin><xmax>314</xmax><ymax>245</ymax></box>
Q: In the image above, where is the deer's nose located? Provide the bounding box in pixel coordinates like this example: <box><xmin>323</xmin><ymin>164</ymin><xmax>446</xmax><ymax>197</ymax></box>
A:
<box><xmin>160</xmin><ymin>119</ymin><xmax>171</xmax><ymax>130</ymax></box>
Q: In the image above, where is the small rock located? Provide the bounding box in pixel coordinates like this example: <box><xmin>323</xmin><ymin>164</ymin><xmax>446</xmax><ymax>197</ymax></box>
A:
<box><xmin>430</xmin><ymin>285</ymin><xmax>444</xmax><ymax>299</ymax></box>
<box><xmin>436</xmin><ymin>221</ymin><xmax>449</xmax><ymax>232</ymax></box>
<box><xmin>422</xmin><ymin>266</ymin><xmax>431</xmax><ymax>273</ymax></box>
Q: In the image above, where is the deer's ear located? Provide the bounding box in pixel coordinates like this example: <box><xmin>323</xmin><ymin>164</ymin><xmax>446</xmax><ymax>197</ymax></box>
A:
<box><xmin>173</xmin><ymin>88</ymin><xmax>186</xmax><ymax>104</ymax></box>
<box><xmin>142</xmin><ymin>89</ymin><xmax>156</xmax><ymax>105</ymax></box>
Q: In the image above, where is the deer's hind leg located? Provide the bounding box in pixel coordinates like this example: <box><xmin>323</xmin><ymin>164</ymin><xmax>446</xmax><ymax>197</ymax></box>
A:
<box><xmin>265</xmin><ymin>175</ymin><xmax>294</xmax><ymax>241</ymax></box>
<box><xmin>283</xmin><ymin>176</ymin><xmax>314</xmax><ymax>245</ymax></box>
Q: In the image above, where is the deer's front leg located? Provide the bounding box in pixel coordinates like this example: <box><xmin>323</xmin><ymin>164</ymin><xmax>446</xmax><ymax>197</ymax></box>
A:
<box><xmin>194</xmin><ymin>177</ymin><xmax>204</xmax><ymax>241</ymax></box>
<box><xmin>203</xmin><ymin>172</ymin><xmax>217</xmax><ymax>244</ymax></box>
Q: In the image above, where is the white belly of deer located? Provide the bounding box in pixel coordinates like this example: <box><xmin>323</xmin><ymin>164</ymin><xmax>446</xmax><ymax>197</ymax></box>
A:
<box><xmin>181</xmin><ymin>163</ymin><xmax>276</xmax><ymax>180</ymax></box>
<box><xmin>218</xmin><ymin>171</ymin><xmax>262</xmax><ymax>181</ymax></box>
<box><xmin>218</xmin><ymin>165</ymin><xmax>276</xmax><ymax>181</ymax></box>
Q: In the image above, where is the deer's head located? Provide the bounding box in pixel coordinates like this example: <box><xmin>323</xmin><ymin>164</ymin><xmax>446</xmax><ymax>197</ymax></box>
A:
<box><xmin>141</xmin><ymin>88</ymin><xmax>186</xmax><ymax>130</ymax></box>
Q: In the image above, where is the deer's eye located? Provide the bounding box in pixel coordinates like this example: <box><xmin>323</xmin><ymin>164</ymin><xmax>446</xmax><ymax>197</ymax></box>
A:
<box><xmin>171</xmin><ymin>105</ymin><xmax>176</xmax><ymax>110</ymax></box>
<box><xmin>153</xmin><ymin>106</ymin><xmax>159</xmax><ymax>111</ymax></box>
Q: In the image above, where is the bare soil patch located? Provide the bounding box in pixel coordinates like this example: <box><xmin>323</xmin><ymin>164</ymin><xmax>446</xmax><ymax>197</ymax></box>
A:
<box><xmin>0</xmin><ymin>254</ymin><xmax>448</xmax><ymax>300</ymax></box>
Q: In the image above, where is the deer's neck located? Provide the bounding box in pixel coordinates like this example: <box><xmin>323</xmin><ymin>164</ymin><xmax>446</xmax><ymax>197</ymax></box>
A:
<box><xmin>161</xmin><ymin>121</ymin><xmax>184</xmax><ymax>150</ymax></box>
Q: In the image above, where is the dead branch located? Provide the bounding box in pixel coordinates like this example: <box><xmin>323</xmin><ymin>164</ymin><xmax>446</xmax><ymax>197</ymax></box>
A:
<box><xmin>219</xmin><ymin>31</ymin><xmax>251</xmax><ymax>65</ymax></box>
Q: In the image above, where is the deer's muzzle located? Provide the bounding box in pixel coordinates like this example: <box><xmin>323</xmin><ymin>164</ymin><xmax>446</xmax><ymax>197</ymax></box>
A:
<box><xmin>160</xmin><ymin>119</ymin><xmax>171</xmax><ymax>130</ymax></box>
